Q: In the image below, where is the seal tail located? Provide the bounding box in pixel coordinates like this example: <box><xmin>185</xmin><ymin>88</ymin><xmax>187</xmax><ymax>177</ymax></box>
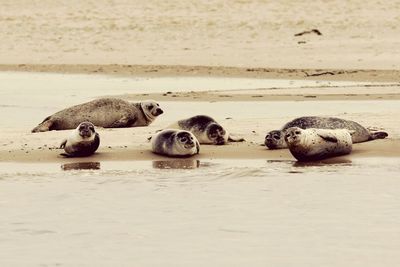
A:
<box><xmin>370</xmin><ymin>131</ymin><xmax>388</xmax><ymax>140</ymax></box>
<box><xmin>31</xmin><ymin>116</ymin><xmax>52</xmax><ymax>133</ymax></box>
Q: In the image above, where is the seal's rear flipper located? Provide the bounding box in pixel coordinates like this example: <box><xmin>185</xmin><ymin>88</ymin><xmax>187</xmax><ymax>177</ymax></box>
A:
<box><xmin>228</xmin><ymin>135</ymin><xmax>245</xmax><ymax>142</ymax></box>
<box><xmin>31</xmin><ymin>116</ymin><xmax>53</xmax><ymax>133</ymax></box>
<box><xmin>370</xmin><ymin>131</ymin><xmax>388</xmax><ymax>140</ymax></box>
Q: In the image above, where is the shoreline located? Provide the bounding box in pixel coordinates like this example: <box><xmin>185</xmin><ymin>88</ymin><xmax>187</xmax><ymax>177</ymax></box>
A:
<box><xmin>1</xmin><ymin>64</ymin><xmax>400</xmax><ymax>82</ymax></box>
<box><xmin>1</xmin><ymin>139</ymin><xmax>399</xmax><ymax>164</ymax></box>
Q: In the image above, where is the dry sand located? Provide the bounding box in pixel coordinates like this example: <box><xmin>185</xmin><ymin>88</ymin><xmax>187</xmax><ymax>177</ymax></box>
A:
<box><xmin>1</xmin><ymin>0</ymin><xmax>400</xmax><ymax>70</ymax></box>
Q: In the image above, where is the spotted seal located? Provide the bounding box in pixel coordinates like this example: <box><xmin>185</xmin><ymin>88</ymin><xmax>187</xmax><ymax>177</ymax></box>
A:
<box><xmin>265</xmin><ymin>116</ymin><xmax>388</xmax><ymax>149</ymax></box>
<box><xmin>168</xmin><ymin>115</ymin><xmax>244</xmax><ymax>145</ymax></box>
<box><xmin>60</xmin><ymin>122</ymin><xmax>100</xmax><ymax>157</ymax></box>
<box><xmin>32</xmin><ymin>98</ymin><xmax>163</xmax><ymax>132</ymax></box>
<box><xmin>151</xmin><ymin>129</ymin><xmax>200</xmax><ymax>157</ymax></box>
<box><xmin>285</xmin><ymin>127</ymin><xmax>353</xmax><ymax>161</ymax></box>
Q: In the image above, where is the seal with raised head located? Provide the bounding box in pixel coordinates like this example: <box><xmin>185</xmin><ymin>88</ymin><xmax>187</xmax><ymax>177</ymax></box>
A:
<box><xmin>168</xmin><ymin>115</ymin><xmax>244</xmax><ymax>145</ymax></box>
<box><xmin>151</xmin><ymin>129</ymin><xmax>200</xmax><ymax>157</ymax></box>
<box><xmin>265</xmin><ymin>116</ymin><xmax>388</xmax><ymax>149</ymax></box>
<box><xmin>285</xmin><ymin>127</ymin><xmax>353</xmax><ymax>161</ymax></box>
<box><xmin>32</xmin><ymin>98</ymin><xmax>163</xmax><ymax>132</ymax></box>
<box><xmin>60</xmin><ymin>122</ymin><xmax>100</xmax><ymax>157</ymax></box>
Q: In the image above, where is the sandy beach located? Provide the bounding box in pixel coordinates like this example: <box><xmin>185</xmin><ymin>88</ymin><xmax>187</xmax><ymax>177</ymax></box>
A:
<box><xmin>1</xmin><ymin>1</ymin><xmax>400</xmax><ymax>266</ymax></box>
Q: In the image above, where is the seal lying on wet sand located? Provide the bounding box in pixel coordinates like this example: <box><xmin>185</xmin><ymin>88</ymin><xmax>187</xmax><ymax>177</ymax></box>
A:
<box><xmin>32</xmin><ymin>98</ymin><xmax>163</xmax><ymax>132</ymax></box>
<box><xmin>168</xmin><ymin>115</ymin><xmax>244</xmax><ymax>145</ymax></box>
<box><xmin>265</xmin><ymin>116</ymin><xmax>388</xmax><ymax>149</ymax></box>
<box><xmin>151</xmin><ymin>129</ymin><xmax>200</xmax><ymax>157</ymax></box>
<box><xmin>60</xmin><ymin>122</ymin><xmax>100</xmax><ymax>157</ymax></box>
<box><xmin>285</xmin><ymin>127</ymin><xmax>353</xmax><ymax>161</ymax></box>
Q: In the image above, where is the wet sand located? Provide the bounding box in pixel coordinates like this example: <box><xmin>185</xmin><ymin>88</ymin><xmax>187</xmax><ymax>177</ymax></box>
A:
<box><xmin>1</xmin><ymin>72</ymin><xmax>399</xmax><ymax>163</ymax></box>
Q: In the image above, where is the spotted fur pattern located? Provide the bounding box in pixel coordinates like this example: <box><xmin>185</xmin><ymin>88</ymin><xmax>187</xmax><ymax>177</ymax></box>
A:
<box><xmin>32</xmin><ymin>98</ymin><xmax>163</xmax><ymax>132</ymax></box>
<box><xmin>285</xmin><ymin>127</ymin><xmax>353</xmax><ymax>161</ymax></box>
<box><xmin>151</xmin><ymin>129</ymin><xmax>200</xmax><ymax>157</ymax></box>
<box><xmin>265</xmin><ymin>116</ymin><xmax>388</xmax><ymax>149</ymax></box>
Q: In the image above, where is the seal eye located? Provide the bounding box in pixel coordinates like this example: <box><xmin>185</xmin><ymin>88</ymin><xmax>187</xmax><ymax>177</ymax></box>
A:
<box><xmin>286</xmin><ymin>134</ymin><xmax>290</xmax><ymax>138</ymax></box>
<box><xmin>295</xmin><ymin>131</ymin><xmax>301</xmax><ymax>134</ymax></box>
<box><xmin>180</xmin><ymin>137</ymin><xmax>187</xmax><ymax>143</ymax></box>
<box><xmin>273</xmin><ymin>135</ymin><xmax>280</xmax><ymax>140</ymax></box>
<box><xmin>148</xmin><ymin>105</ymin><xmax>154</xmax><ymax>110</ymax></box>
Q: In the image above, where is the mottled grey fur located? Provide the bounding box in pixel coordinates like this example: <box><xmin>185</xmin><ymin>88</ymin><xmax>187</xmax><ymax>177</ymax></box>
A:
<box><xmin>265</xmin><ymin>116</ymin><xmax>388</xmax><ymax>149</ymax></box>
<box><xmin>171</xmin><ymin>115</ymin><xmax>244</xmax><ymax>145</ymax></box>
<box><xmin>32</xmin><ymin>98</ymin><xmax>163</xmax><ymax>132</ymax></box>
<box><xmin>151</xmin><ymin>129</ymin><xmax>200</xmax><ymax>157</ymax></box>
<box><xmin>285</xmin><ymin>127</ymin><xmax>353</xmax><ymax>161</ymax></box>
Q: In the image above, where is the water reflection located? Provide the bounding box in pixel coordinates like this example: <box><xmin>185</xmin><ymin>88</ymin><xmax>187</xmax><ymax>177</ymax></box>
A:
<box><xmin>153</xmin><ymin>160</ymin><xmax>200</xmax><ymax>169</ymax></box>
<box><xmin>292</xmin><ymin>158</ymin><xmax>352</xmax><ymax>167</ymax></box>
<box><xmin>61</xmin><ymin>162</ymin><xmax>101</xmax><ymax>171</ymax></box>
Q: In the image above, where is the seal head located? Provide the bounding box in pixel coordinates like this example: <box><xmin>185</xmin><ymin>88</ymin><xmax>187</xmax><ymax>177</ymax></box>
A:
<box><xmin>265</xmin><ymin>130</ymin><xmax>285</xmax><ymax>149</ymax></box>
<box><xmin>207</xmin><ymin>123</ymin><xmax>227</xmax><ymax>145</ymax></box>
<box><xmin>141</xmin><ymin>100</ymin><xmax>164</xmax><ymax>123</ymax></box>
<box><xmin>78</xmin><ymin>121</ymin><xmax>96</xmax><ymax>138</ymax></box>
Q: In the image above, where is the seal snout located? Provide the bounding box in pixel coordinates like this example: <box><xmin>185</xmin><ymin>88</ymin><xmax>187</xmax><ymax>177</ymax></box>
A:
<box><xmin>155</xmin><ymin>108</ymin><xmax>164</xmax><ymax>116</ymax></box>
<box><xmin>184</xmin><ymin>141</ymin><xmax>195</xmax><ymax>149</ymax></box>
<box><xmin>214</xmin><ymin>138</ymin><xmax>226</xmax><ymax>145</ymax></box>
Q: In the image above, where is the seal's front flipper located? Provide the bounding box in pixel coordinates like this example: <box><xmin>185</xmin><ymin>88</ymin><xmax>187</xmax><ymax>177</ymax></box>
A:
<box><xmin>60</xmin><ymin>153</ymin><xmax>72</xmax><ymax>158</ymax></box>
<box><xmin>317</xmin><ymin>132</ymin><xmax>338</xmax><ymax>143</ymax></box>
<box><xmin>109</xmin><ymin>116</ymin><xmax>137</xmax><ymax>128</ymax></box>
<box><xmin>60</xmin><ymin>139</ymin><xmax>67</xmax><ymax>149</ymax></box>
<box><xmin>370</xmin><ymin>131</ymin><xmax>388</xmax><ymax>140</ymax></box>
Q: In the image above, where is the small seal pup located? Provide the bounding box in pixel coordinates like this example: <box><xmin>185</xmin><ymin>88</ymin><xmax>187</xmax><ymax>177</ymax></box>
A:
<box><xmin>151</xmin><ymin>129</ymin><xmax>200</xmax><ymax>157</ymax></box>
<box><xmin>285</xmin><ymin>127</ymin><xmax>353</xmax><ymax>161</ymax></box>
<box><xmin>168</xmin><ymin>115</ymin><xmax>244</xmax><ymax>145</ymax></box>
<box><xmin>32</xmin><ymin>98</ymin><xmax>163</xmax><ymax>132</ymax></box>
<box><xmin>265</xmin><ymin>116</ymin><xmax>388</xmax><ymax>149</ymax></box>
<box><xmin>60</xmin><ymin>122</ymin><xmax>100</xmax><ymax>157</ymax></box>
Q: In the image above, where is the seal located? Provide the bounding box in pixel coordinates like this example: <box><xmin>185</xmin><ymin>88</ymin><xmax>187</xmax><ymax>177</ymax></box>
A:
<box><xmin>151</xmin><ymin>129</ymin><xmax>200</xmax><ymax>157</ymax></box>
<box><xmin>60</xmin><ymin>122</ymin><xmax>100</xmax><ymax>157</ymax></box>
<box><xmin>32</xmin><ymin>98</ymin><xmax>163</xmax><ymax>132</ymax></box>
<box><xmin>168</xmin><ymin>115</ymin><xmax>244</xmax><ymax>145</ymax></box>
<box><xmin>265</xmin><ymin>116</ymin><xmax>388</xmax><ymax>149</ymax></box>
<box><xmin>285</xmin><ymin>127</ymin><xmax>353</xmax><ymax>161</ymax></box>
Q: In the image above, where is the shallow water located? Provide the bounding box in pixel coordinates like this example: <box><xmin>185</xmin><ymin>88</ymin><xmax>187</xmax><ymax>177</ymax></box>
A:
<box><xmin>0</xmin><ymin>158</ymin><xmax>400</xmax><ymax>266</ymax></box>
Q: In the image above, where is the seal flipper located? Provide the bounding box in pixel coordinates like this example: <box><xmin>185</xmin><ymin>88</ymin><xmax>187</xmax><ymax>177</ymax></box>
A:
<box><xmin>31</xmin><ymin>116</ymin><xmax>54</xmax><ymax>133</ymax></box>
<box><xmin>196</xmin><ymin>141</ymin><xmax>200</xmax><ymax>154</ymax></box>
<box><xmin>109</xmin><ymin>116</ymin><xmax>137</xmax><ymax>128</ymax></box>
<box><xmin>317</xmin><ymin>132</ymin><xmax>338</xmax><ymax>143</ymax></box>
<box><xmin>60</xmin><ymin>139</ymin><xmax>67</xmax><ymax>149</ymax></box>
<box><xmin>228</xmin><ymin>135</ymin><xmax>245</xmax><ymax>142</ymax></box>
<box><xmin>370</xmin><ymin>131</ymin><xmax>388</xmax><ymax>140</ymax></box>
